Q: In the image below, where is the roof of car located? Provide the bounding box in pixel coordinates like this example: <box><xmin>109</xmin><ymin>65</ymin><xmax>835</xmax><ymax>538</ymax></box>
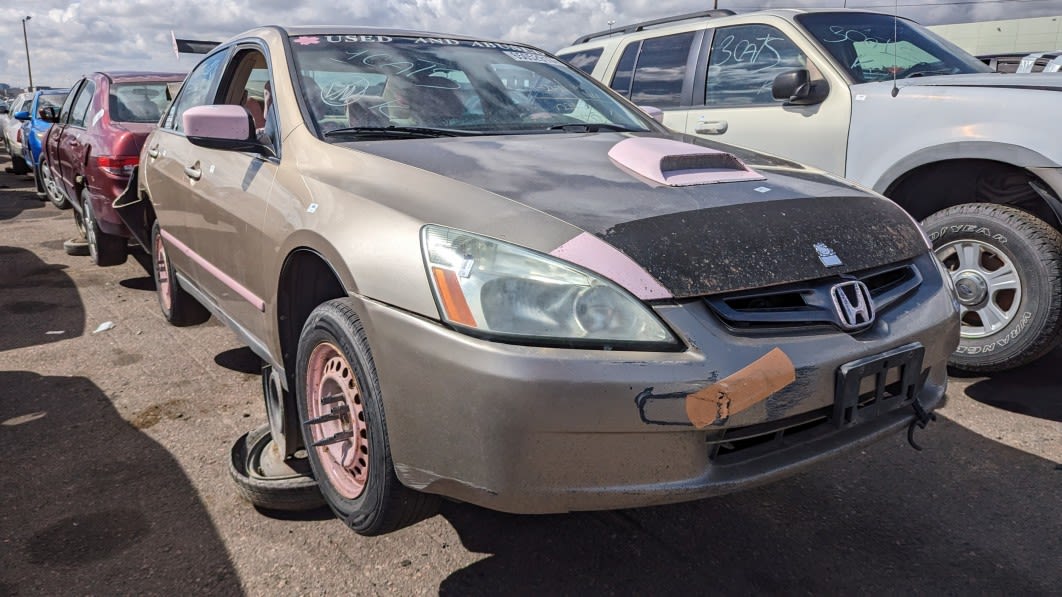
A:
<box><xmin>97</xmin><ymin>71</ymin><xmax>187</xmax><ymax>83</ymax></box>
<box><xmin>559</xmin><ymin>8</ymin><xmax>891</xmax><ymax>51</ymax></box>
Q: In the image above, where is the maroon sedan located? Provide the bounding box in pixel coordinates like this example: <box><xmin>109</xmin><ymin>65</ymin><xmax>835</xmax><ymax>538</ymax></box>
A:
<box><xmin>42</xmin><ymin>71</ymin><xmax>185</xmax><ymax>265</ymax></box>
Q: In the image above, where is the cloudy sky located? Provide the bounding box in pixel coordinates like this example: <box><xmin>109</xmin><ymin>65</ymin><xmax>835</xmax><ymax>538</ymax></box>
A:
<box><xmin>1</xmin><ymin>0</ymin><xmax>1059</xmax><ymax>90</ymax></box>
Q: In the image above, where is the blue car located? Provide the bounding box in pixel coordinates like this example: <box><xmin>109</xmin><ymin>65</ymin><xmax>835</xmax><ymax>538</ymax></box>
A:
<box><xmin>16</xmin><ymin>89</ymin><xmax>69</xmax><ymax>175</ymax></box>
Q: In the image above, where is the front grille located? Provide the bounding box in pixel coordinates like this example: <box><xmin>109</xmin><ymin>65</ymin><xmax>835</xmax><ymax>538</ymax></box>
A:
<box><xmin>705</xmin><ymin>261</ymin><xmax>921</xmax><ymax>333</ymax></box>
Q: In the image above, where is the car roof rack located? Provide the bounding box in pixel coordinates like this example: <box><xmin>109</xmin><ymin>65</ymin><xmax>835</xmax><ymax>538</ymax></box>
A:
<box><xmin>571</xmin><ymin>9</ymin><xmax>736</xmax><ymax>45</ymax></box>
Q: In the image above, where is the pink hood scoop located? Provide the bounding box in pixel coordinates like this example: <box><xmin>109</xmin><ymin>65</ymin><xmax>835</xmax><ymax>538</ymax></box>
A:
<box><xmin>608</xmin><ymin>137</ymin><xmax>765</xmax><ymax>187</ymax></box>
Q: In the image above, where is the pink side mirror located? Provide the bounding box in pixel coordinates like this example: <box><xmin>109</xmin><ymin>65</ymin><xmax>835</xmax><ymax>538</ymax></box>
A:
<box><xmin>182</xmin><ymin>105</ymin><xmax>252</xmax><ymax>141</ymax></box>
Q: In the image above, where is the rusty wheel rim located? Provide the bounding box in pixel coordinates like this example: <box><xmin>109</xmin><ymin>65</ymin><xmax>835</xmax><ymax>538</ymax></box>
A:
<box><xmin>305</xmin><ymin>342</ymin><xmax>369</xmax><ymax>499</ymax></box>
<box><xmin>155</xmin><ymin>232</ymin><xmax>172</xmax><ymax>312</ymax></box>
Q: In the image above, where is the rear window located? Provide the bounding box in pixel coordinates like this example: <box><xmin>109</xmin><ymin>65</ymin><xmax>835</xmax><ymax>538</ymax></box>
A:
<box><xmin>39</xmin><ymin>93</ymin><xmax>66</xmax><ymax>111</ymax></box>
<box><xmin>558</xmin><ymin>48</ymin><xmax>604</xmax><ymax>74</ymax></box>
<box><xmin>608</xmin><ymin>32</ymin><xmax>695</xmax><ymax>108</ymax></box>
<box><xmin>109</xmin><ymin>83</ymin><xmax>172</xmax><ymax>123</ymax></box>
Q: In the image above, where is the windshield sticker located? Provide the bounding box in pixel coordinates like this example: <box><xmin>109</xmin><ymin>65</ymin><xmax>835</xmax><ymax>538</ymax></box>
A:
<box><xmin>413</xmin><ymin>37</ymin><xmax>461</xmax><ymax>45</ymax></box>
<box><xmin>504</xmin><ymin>51</ymin><xmax>561</xmax><ymax>65</ymax></box>
<box><xmin>325</xmin><ymin>35</ymin><xmax>394</xmax><ymax>43</ymax></box>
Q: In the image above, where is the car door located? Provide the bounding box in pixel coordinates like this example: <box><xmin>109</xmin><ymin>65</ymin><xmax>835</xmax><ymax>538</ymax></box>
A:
<box><xmin>45</xmin><ymin>80</ymin><xmax>82</xmax><ymax>188</ymax></box>
<box><xmin>145</xmin><ymin>49</ymin><xmax>229</xmax><ymax>289</ymax></box>
<box><xmin>56</xmin><ymin>80</ymin><xmax>97</xmax><ymax>207</ymax></box>
<box><xmin>681</xmin><ymin>22</ymin><xmax>852</xmax><ymax>176</ymax></box>
<box><xmin>175</xmin><ymin>43</ymin><xmax>281</xmax><ymax>339</ymax></box>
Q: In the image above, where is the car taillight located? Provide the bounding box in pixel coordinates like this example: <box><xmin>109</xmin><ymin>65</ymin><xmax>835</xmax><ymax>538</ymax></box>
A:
<box><xmin>97</xmin><ymin>155</ymin><xmax>139</xmax><ymax>177</ymax></box>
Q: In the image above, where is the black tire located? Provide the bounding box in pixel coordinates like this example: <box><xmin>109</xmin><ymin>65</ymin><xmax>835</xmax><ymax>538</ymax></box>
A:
<box><xmin>63</xmin><ymin>238</ymin><xmax>89</xmax><ymax>256</ymax></box>
<box><xmin>923</xmin><ymin>203</ymin><xmax>1062</xmax><ymax>372</ymax></box>
<box><xmin>229</xmin><ymin>424</ymin><xmax>325</xmax><ymax>512</ymax></box>
<box><xmin>83</xmin><ymin>190</ymin><xmax>127</xmax><ymax>267</ymax></box>
<box><xmin>34</xmin><ymin>159</ymin><xmax>47</xmax><ymax>200</ymax></box>
<box><xmin>151</xmin><ymin>220</ymin><xmax>210</xmax><ymax>326</ymax></box>
<box><xmin>41</xmin><ymin>160</ymin><xmax>70</xmax><ymax>209</ymax></box>
<box><xmin>296</xmin><ymin>299</ymin><xmax>439</xmax><ymax>536</ymax></box>
<box><xmin>10</xmin><ymin>153</ymin><xmax>30</xmax><ymax>175</ymax></box>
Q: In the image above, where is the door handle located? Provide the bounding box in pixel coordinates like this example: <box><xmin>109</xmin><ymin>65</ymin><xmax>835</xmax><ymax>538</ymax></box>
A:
<box><xmin>184</xmin><ymin>163</ymin><xmax>202</xmax><ymax>181</ymax></box>
<box><xmin>147</xmin><ymin>146</ymin><xmax>159</xmax><ymax>158</ymax></box>
<box><xmin>694</xmin><ymin>120</ymin><xmax>728</xmax><ymax>135</ymax></box>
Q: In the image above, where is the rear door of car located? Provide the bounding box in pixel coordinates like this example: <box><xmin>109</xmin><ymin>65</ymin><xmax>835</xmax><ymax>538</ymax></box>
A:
<box><xmin>56</xmin><ymin>80</ymin><xmax>97</xmax><ymax>207</ymax></box>
<box><xmin>149</xmin><ymin>42</ymin><xmax>279</xmax><ymax>339</ymax></box>
<box><xmin>145</xmin><ymin>49</ymin><xmax>230</xmax><ymax>289</ymax></box>
<box><xmin>45</xmin><ymin>80</ymin><xmax>82</xmax><ymax>192</ymax></box>
<box><xmin>680</xmin><ymin>20</ymin><xmax>852</xmax><ymax>175</ymax></box>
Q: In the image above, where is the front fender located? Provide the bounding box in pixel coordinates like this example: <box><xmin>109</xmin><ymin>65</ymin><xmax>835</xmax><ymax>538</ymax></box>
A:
<box><xmin>871</xmin><ymin>141</ymin><xmax>1057</xmax><ymax>195</ymax></box>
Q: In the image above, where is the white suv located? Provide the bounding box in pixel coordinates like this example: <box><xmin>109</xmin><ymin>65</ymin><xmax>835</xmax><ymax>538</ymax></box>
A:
<box><xmin>560</xmin><ymin>8</ymin><xmax>1062</xmax><ymax>373</ymax></box>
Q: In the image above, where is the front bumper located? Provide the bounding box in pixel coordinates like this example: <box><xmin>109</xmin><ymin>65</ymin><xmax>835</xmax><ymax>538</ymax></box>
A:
<box><xmin>356</xmin><ymin>253</ymin><xmax>959</xmax><ymax>514</ymax></box>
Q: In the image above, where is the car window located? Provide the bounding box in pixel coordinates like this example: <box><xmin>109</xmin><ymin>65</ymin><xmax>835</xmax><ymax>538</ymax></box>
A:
<box><xmin>609</xmin><ymin>43</ymin><xmax>639</xmax><ymax>98</ymax></box>
<box><xmin>797</xmin><ymin>12</ymin><xmax>991</xmax><ymax>82</ymax></box>
<box><xmin>165</xmin><ymin>50</ymin><xmax>227</xmax><ymax>132</ymax></box>
<box><xmin>59</xmin><ymin>81</ymin><xmax>83</xmax><ymax>124</ymax></box>
<box><xmin>629</xmin><ymin>33</ymin><xmax>695</xmax><ymax>108</ymax></box>
<box><xmin>558</xmin><ymin>48</ymin><xmax>604</xmax><ymax>74</ymax></box>
<box><xmin>705</xmin><ymin>25</ymin><xmax>807</xmax><ymax>107</ymax></box>
<box><xmin>110</xmin><ymin>83</ymin><xmax>172</xmax><ymax>123</ymax></box>
<box><xmin>68</xmin><ymin>81</ymin><xmax>96</xmax><ymax>127</ymax></box>
<box><xmin>215</xmin><ymin>48</ymin><xmax>277</xmax><ymax>150</ymax></box>
<box><xmin>607</xmin><ymin>32</ymin><xmax>695</xmax><ymax>108</ymax></box>
<box><xmin>37</xmin><ymin>93</ymin><xmax>66</xmax><ymax>116</ymax></box>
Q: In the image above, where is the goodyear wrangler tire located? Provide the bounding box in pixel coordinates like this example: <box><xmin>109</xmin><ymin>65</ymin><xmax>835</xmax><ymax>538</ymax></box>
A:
<box><xmin>923</xmin><ymin>203</ymin><xmax>1062</xmax><ymax>372</ymax></box>
<box><xmin>296</xmin><ymin>299</ymin><xmax>439</xmax><ymax>536</ymax></box>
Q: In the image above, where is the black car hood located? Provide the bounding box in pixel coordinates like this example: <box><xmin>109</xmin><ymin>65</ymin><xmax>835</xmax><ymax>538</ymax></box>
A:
<box><xmin>350</xmin><ymin>133</ymin><xmax>928</xmax><ymax>297</ymax></box>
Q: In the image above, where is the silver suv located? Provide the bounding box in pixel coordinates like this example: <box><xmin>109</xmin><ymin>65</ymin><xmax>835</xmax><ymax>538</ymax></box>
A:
<box><xmin>560</xmin><ymin>9</ymin><xmax>1062</xmax><ymax>373</ymax></box>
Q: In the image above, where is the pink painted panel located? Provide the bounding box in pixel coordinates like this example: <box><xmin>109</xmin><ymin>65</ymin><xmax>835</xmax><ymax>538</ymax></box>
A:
<box><xmin>608</xmin><ymin>137</ymin><xmax>765</xmax><ymax>187</ymax></box>
<box><xmin>551</xmin><ymin>232</ymin><xmax>672</xmax><ymax>300</ymax></box>
<box><xmin>182</xmin><ymin>105</ymin><xmax>252</xmax><ymax>140</ymax></box>
<box><xmin>160</xmin><ymin>229</ymin><xmax>266</xmax><ymax>312</ymax></box>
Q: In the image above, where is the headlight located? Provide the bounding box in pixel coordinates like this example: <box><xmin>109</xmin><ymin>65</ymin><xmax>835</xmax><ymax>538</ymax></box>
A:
<box><xmin>422</xmin><ymin>225</ymin><xmax>679</xmax><ymax>350</ymax></box>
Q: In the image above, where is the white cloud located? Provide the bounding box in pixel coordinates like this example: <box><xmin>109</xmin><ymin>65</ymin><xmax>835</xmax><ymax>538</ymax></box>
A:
<box><xmin>0</xmin><ymin>0</ymin><xmax>1057</xmax><ymax>91</ymax></box>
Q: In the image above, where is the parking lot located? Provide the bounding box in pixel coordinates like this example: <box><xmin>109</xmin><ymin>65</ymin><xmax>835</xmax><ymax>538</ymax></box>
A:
<box><xmin>0</xmin><ymin>153</ymin><xmax>1059</xmax><ymax>595</ymax></box>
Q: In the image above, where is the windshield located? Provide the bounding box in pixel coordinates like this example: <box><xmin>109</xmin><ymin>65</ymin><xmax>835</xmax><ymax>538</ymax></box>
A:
<box><xmin>797</xmin><ymin>12</ymin><xmax>991</xmax><ymax>83</ymax></box>
<box><xmin>110</xmin><ymin>83</ymin><xmax>175</xmax><ymax>123</ymax></box>
<box><xmin>38</xmin><ymin>93</ymin><xmax>66</xmax><ymax>111</ymax></box>
<box><xmin>288</xmin><ymin>35</ymin><xmax>652</xmax><ymax>138</ymax></box>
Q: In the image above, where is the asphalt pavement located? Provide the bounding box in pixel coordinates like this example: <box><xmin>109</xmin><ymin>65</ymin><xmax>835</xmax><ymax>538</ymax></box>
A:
<box><xmin>0</xmin><ymin>154</ymin><xmax>1059</xmax><ymax>596</ymax></box>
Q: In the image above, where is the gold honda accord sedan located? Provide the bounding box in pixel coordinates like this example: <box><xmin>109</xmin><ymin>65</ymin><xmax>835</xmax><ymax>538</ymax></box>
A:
<box><xmin>119</xmin><ymin>26</ymin><xmax>959</xmax><ymax>535</ymax></box>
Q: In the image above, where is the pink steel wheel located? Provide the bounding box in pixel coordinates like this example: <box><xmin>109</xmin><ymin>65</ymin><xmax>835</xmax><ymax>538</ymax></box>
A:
<box><xmin>304</xmin><ymin>341</ymin><xmax>370</xmax><ymax>499</ymax></box>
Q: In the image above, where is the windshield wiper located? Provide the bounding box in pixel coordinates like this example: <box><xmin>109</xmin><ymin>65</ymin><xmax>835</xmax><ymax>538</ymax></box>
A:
<box><xmin>323</xmin><ymin>126</ymin><xmax>479</xmax><ymax>139</ymax></box>
<box><xmin>546</xmin><ymin>123</ymin><xmax>642</xmax><ymax>133</ymax></box>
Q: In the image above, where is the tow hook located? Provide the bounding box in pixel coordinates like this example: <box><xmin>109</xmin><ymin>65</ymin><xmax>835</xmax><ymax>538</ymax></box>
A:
<box><xmin>907</xmin><ymin>398</ymin><xmax>937</xmax><ymax>451</ymax></box>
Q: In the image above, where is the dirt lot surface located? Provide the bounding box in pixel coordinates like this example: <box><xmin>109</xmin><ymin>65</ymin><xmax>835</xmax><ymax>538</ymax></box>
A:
<box><xmin>1</xmin><ymin>155</ymin><xmax>1059</xmax><ymax>595</ymax></box>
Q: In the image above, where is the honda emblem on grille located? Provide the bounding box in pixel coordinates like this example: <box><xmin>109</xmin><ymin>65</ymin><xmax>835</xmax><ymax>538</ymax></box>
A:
<box><xmin>831</xmin><ymin>280</ymin><xmax>875</xmax><ymax>330</ymax></box>
<box><xmin>814</xmin><ymin>242</ymin><xmax>843</xmax><ymax>267</ymax></box>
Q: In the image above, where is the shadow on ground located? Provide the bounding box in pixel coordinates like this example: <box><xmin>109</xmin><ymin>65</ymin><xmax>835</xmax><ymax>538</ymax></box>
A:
<box><xmin>436</xmin><ymin>420</ymin><xmax>1061</xmax><ymax>595</ymax></box>
<box><xmin>962</xmin><ymin>346</ymin><xmax>1062</xmax><ymax>423</ymax></box>
<box><xmin>0</xmin><ymin>246</ymin><xmax>85</xmax><ymax>351</ymax></box>
<box><xmin>0</xmin><ymin>371</ymin><xmax>242</xmax><ymax>595</ymax></box>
